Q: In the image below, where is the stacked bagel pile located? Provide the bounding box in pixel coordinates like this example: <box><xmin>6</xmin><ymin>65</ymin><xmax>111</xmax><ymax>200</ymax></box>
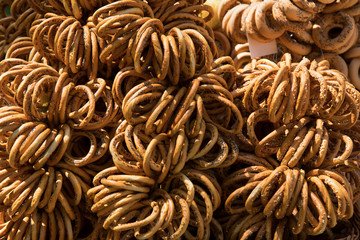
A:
<box><xmin>0</xmin><ymin>0</ymin><xmax>239</xmax><ymax>239</ymax></box>
<box><xmin>223</xmin><ymin>53</ymin><xmax>360</xmax><ymax>239</ymax></box>
<box><xmin>219</xmin><ymin>0</ymin><xmax>360</xmax><ymax>91</ymax></box>
<box><xmin>0</xmin><ymin>0</ymin><xmax>359</xmax><ymax>239</ymax></box>
<box><xmin>219</xmin><ymin>0</ymin><xmax>360</xmax><ymax>54</ymax></box>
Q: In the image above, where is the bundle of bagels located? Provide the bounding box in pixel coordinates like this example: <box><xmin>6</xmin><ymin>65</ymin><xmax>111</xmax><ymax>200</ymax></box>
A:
<box><xmin>0</xmin><ymin>0</ymin><xmax>360</xmax><ymax>239</ymax></box>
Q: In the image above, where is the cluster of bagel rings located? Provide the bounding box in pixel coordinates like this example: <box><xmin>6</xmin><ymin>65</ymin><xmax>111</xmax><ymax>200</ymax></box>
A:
<box><xmin>0</xmin><ymin>0</ymin><xmax>41</xmax><ymax>60</ymax></box>
<box><xmin>87</xmin><ymin>166</ymin><xmax>221</xmax><ymax>239</ymax></box>
<box><xmin>0</xmin><ymin>158</ymin><xmax>92</xmax><ymax>239</ymax></box>
<box><xmin>223</xmin><ymin>52</ymin><xmax>360</xmax><ymax>238</ymax></box>
<box><xmin>0</xmin><ymin>105</ymin><xmax>111</xmax><ymax>170</ymax></box>
<box><xmin>233</xmin><ymin>53</ymin><xmax>360</xmax><ymax>128</ymax></box>
<box><xmin>2</xmin><ymin>0</ymin><xmax>360</xmax><ymax>239</ymax></box>
<box><xmin>0</xmin><ymin>55</ymin><xmax>117</xmax><ymax>240</ymax></box>
<box><xmin>109</xmin><ymin>119</ymin><xmax>240</xmax><ymax>181</ymax></box>
<box><xmin>222</xmin><ymin>212</ymin><xmax>357</xmax><ymax>240</ymax></box>
<box><xmin>343</xmin><ymin>45</ymin><xmax>360</xmax><ymax>91</ymax></box>
<box><xmin>92</xmin><ymin>0</ymin><xmax>218</xmax><ymax>83</ymax></box>
<box><xmin>0</xmin><ymin>0</ymin><xmax>246</xmax><ymax>239</ymax></box>
<box><xmin>117</xmin><ymin>57</ymin><xmax>240</xmax><ymax>135</ymax></box>
<box><xmin>26</xmin><ymin>0</ymin><xmax>105</xmax><ymax>20</ymax></box>
<box><xmin>0</xmin><ymin>59</ymin><xmax>119</xmax><ymax>130</ymax></box>
<box><xmin>0</xmin><ymin>0</ymin><xmax>247</xmax><ymax>239</ymax></box>
<box><xmin>218</xmin><ymin>0</ymin><xmax>360</xmax><ymax>61</ymax></box>
<box><xmin>232</xmin><ymin>55</ymin><xmax>360</xmax><ymax>166</ymax></box>
<box><xmin>105</xmin><ymin>58</ymin><xmax>243</xmax><ymax>236</ymax></box>
<box><xmin>220</xmin><ymin>152</ymin><xmax>357</xmax><ymax>239</ymax></box>
<box><xmin>218</xmin><ymin>0</ymin><xmax>317</xmax><ymax>43</ymax></box>
<box><xmin>29</xmin><ymin>13</ymin><xmax>106</xmax><ymax>79</ymax></box>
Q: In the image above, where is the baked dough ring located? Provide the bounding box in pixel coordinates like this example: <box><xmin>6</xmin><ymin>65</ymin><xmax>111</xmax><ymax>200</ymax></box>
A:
<box><xmin>222</xmin><ymin>4</ymin><xmax>248</xmax><ymax>43</ymax></box>
<box><xmin>278</xmin><ymin>31</ymin><xmax>312</xmax><ymax>56</ymax></box>
<box><xmin>312</xmin><ymin>12</ymin><xmax>356</xmax><ymax>53</ymax></box>
<box><xmin>344</xmin><ymin>47</ymin><xmax>360</xmax><ymax>60</ymax></box>
<box><xmin>334</xmin><ymin>21</ymin><xmax>359</xmax><ymax>54</ymax></box>
<box><xmin>292</xmin><ymin>26</ymin><xmax>314</xmax><ymax>44</ymax></box>
<box><xmin>272</xmin><ymin>2</ymin><xmax>312</xmax><ymax>32</ymax></box>
<box><xmin>317</xmin><ymin>0</ymin><xmax>335</xmax><ymax>4</ymax></box>
<box><xmin>214</xmin><ymin>30</ymin><xmax>231</xmax><ymax>57</ymax></box>
<box><xmin>279</xmin><ymin>0</ymin><xmax>315</xmax><ymax>22</ymax></box>
<box><xmin>315</xmin><ymin>53</ymin><xmax>348</xmax><ymax>77</ymax></box>
<box><xmin>343</xmin><ymin>1</ymin><xmax>360</xmax><ymax>16</ymax></box>
<box><xmin>255</xmin><ymin>0</ymin><xmax>285</xmax><ymax>39</ymax></box>
<box><xmin>218</xmin><ymin>0</ymin><xmax>237</xmax><ymax>20</ymax></box>
<box><xmin>292</xmin><ymin>0</ymin><xmax>325</xmax><ymax>13</ymax></box>
<box><xmin>323</xmin><ymin>0</ymin><xmax>358</xmax><ymax>13</ymax></box>
<box><xmin>244</xmin><ymin>2</ymin><xmax>272</xmax><ymax>42</ymax></box>
<box><xmin>348</xmin><ymin>58</ymin><xmax>360</xmax><ymax>90</ymax></box>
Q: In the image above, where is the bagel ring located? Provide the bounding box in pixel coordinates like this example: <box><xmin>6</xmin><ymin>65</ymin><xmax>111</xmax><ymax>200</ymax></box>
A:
<box><xmin>312</xmin><ymin>12</ymin><xmax>356</xmax><ymax>52</ymax></box>
<box><xmin>314</xmin><ymin>53</ymin><xmax>348</xmax><ymax>77</ymax></box>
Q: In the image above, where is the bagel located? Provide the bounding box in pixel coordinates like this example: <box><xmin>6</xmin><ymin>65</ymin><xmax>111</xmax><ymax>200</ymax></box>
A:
<box><xmin>293</xmin><ymin>28</ymin><xmax>314</xmax><ymax>44</ymax></box>
<box><xmin>272</xmin><ymin>2</ymin><xmax>312</xmax><ymax>32</ymax></box>
<box><xmin>312</xmin><ymin>12</ymin><xmax>356</xmax><ymax>53</ymax></box>
<box><xmin>279</xmin><ymin>0</ymin><xmax>315</xmax><ymax>22</ymax></box>
<box><xmin>218</xmin><ymin>0</ymin><xmax>237</xmax><ymax>20</ymax></box>
<box><xmin>254</xmin><ymin>0</ymin><xmax>285</xmax><ymax>39</ymax></box>
<box><xmin>349</xmin><ymin>58</ymin><xmax>360</xmax><ymax>90</ymax></box>
<box><xmin>314</xmin><ymin>53</ymin><xmax>348</xmax><ymax>77</ymax></box>
<box><xmin>292</xmin><ymin>0</ymin><xmax>325</xmax><ymax>13</ymax></box>
<box><xmin>278</xmin><ymin>31</ymin><xmax>312</xmax><ymax>56</ymax></box>
<box><xmin>344</xmin><ymin>47</ymin><xmax>360</xmax><ymax>60</ymax></box>
<box><xmin>323</xmin><ymin>0</ymin><xmax>358</xmax><ymax>13</ymax></box>
<box><xmin>244</xmin><ymin>2</ymin><xmax>272</xmax><ymax>42</ymax></box>
<box><xmin>222</xmin><ymin>4</ymin><xmax>248</xmax><ymax>43</ymax></box>
<box><xmin>343</xmin><ymin>1</ymin><xmax>360</xmax><ymax>16</ymax></box>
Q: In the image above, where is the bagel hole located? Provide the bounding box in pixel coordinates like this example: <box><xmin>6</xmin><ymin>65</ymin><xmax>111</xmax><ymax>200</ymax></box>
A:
<box><xmin>327</xmin><ymin>27</ymin><xmax>343</xmax><ymax>39</ymax></box>
<box><xmin>62</xmin><ymin>178</ymin><xmax>77</xmax><ymax>201</ymax></box>
<box><xmin>255</xmin><ymin>121</ymin><xmax>274</xmax><ymax>140</ymax></box>
<box><xmin>134</xmin><ymin>98</ymin><xmax>157</xmax><ymax>113</ymax></box>
<box><xmin>70</xmin><ymin>136</ymin><xmax>91</xmax><ymax>157</ymax></box>
<box><xmin>200</xmin><ymin>132</ymin><xmax>221</xmax><ymax>158</ymax></box>
<box><xmin>77</xmin><ymin>216</ymin><xmax>94</xmax><ymax>238</ymax></box>
<box><xmin>95</xmin><ymin>97</ymin><xmax>107</xmax><ymax>112</ymax></box>
<box><xmin>330</xmin><ymin>220</ymin><xmax>352</xmax><ymax>235</ymax></box>
<box><xmin>352</xmin><ymin>138</ymin><xmax>360</xmax><ymax>156</ymax></box>
<box><xmin>4</xmin><ymin>6</ymin><xmax>10</xmax><ymax>17</ymax></box>
<box><xmin>265</xmin><ymin>10</ymin><xmax>277</xmax><ymax>28</ymax></box>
